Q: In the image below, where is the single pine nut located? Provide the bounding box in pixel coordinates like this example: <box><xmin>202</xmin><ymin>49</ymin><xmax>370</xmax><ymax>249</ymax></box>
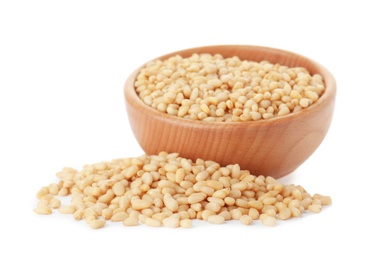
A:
<box><xmin>112</xmin><ymin>182</ymin><xmax>125</xmax><ymax>196</ymax></box>
<box><xmin>59</xmin><ymin>205</ymin><xmax>76</xmax><ymax>214</ymax></box>
<box><xmin>145</xmin><ymin>217</ymin><xmax>161</xmax><ymax>227</ymax></box>
<box><xmin>49</xmin><ymin>198</ymin><xmax>61</xmax><ymax>209</ymax></box>
<box><xmin>73</xmin><ymin>210</ymin><xmax>83</xmax><ymax>221</ymax></box>
<box><xmin>260</xmin><ymin>214</ymin><xmax>277</xmax><ymax>226</ymax></box>
<box><xmin>131</xmin><ymin>199</ymin><xmax>152</xmax><ymax>210</ymax></box>
<box><xmin>308</xmin><ymin>204</ymin><xmax>322</xmax><ymax>213</ymax></box>
<box><xmin>179</xmin><ymin>219</ymin><xmax>192</xmax><ymax>228</ymax></box>
<box><xmin>34</xmin><ymin>206</ymin><xmax>52</xmax><ymax>215</ymax></box>
<box><xmin>188</xmin><ymin>193</ymin><xmax>207</xmax><ymax>204</ymax></box>
<box><xmin>123</xmin><ymin>217</ymin><xmax>139</xmax><ymax>226</ymax></box>
<box><xmin>207</xmin><ymin>215</ymin><xmax>225</xmax><ymax>224</ymax></box>
<box><xmin>278</xmin><ymin>208</ymin><xmax>291</xmax><ymax>220</ymax></box>
<box><xmin>89</xmin><ymin>219</ymin><xmax>106</xmax><ymax>229</ymax></box>
<box><xmin>162</xmin><ymin>216</ymin><xmax>180</xmax><ymax>228</ymax></box>
<box><xmin>239</xmin><ymin>215</ymin><xmax>253</xmax><ymax>225</ymax></box>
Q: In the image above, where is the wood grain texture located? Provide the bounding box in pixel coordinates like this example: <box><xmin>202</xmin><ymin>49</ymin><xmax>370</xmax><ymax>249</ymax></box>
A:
<box><xmin>124</xmin><ymin>45</ymin><xmax>336</xmax><ymax>178</ymax></box>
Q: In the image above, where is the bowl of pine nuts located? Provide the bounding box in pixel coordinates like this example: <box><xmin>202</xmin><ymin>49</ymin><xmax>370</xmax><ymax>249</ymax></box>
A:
<box><xmin>124</xmin><ymin>45</ymin><xmax>336</xmax><ymax>178</ymax></box>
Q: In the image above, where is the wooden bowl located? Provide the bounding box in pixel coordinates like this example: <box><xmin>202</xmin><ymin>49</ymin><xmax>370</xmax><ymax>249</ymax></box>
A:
<box><xmin>124</xmin><ymin>45</ymin><xmax>336</xmax><ymax>178</ymax></box>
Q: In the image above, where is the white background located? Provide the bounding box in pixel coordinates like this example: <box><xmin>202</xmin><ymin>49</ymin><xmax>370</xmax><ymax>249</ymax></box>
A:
<box><xmin>1</xmin><ymin>0</ymin><xmax>391</xmax><ymax>259</ymax></box>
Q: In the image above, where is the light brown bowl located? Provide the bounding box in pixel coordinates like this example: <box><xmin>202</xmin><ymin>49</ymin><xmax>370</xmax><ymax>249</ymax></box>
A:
<box><xmin>124</xmin><ymin>45</ymin><xmax>336</xmax><ymax>178</ymax></box>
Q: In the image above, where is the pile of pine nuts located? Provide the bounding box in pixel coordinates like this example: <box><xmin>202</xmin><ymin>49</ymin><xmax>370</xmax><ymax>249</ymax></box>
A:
<box><xmin>34</xmin><ymin>152</ymin><xmax>331</xmax><ymax>229</ymax></box>
<box><xmin>135</xmin><ymin>53</ymin><xmax>325</xmax><ymax>122</ymax></box>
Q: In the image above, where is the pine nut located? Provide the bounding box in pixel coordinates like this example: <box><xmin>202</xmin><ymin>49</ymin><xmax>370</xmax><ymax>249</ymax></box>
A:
<box><xmin>135</xmin><ymin>54</ymin><xmax>324</xmax><ymax>121</ymax></box>
<box><xmin>162</xmin><ymin>216</ymin><xmax>180</xmax><ymax>228</ymax></box>
<box><xmin>59</xmin><ymin>205</ymin><xmax>76</xmax><ymax>214</ymax></box>
<box><xmin>179</xmin><ymin>219</ymin><xmax>192</xmax><ymax>228</ymax></box>
<box><xmin>34</xmin><ymin>152</ymin><xmax>330</xmax><ymax>228</ymax></box>
<box><xmin>239</xmin><ymin>215</ymin><xmax>253</xmax><ymax>225</ymax></box>
<box><xmin>89</xmin><ymin>219</ymin><xmax>106</xmax><ymax>229</ymax></box>
<box><xmin>34</xmin><ymin>206</ymin><xmax>52</xmax><ymax>215</ymax></box>
<box><xmin>111</xmin><ymin>212</ymin><xmax>129</xmax><ymax>222</ymax></box>
<box><xmin>123</xmin><ymin>217</ymin><xmax>139</xmax><ymax>226</ymax></box>
<box><xmin>207</xmin><ymin>215</ymin><xmax>225</xmax><ymax>224</ymax></box>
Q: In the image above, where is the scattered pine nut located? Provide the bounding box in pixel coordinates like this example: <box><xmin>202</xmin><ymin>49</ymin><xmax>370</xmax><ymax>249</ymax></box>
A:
<box><xmin>207</xmin><ymin>215</ymin><xmax>225</xmax><ymax>224</ymax></box>
<box><xmin>239</xmin><ymin>215</ymin><xmax>253</xmax><ymax>225</ymax></box>
<box><xmin>34</xmin><ymin>206</ymin><xmax>52</xmax><ymax>215</ymax></box>
<box><xmin>34</xmin><ymin>152</ymin><xmax>331</xmax><ymax>228</ymax></box>
<box><xmin>123</xmin><ymin>217</ymin><xmax>139</xmax><ymax>226</ymax></box>
<box><xmin>89</xmin><ymin>219</ymin><xmax>106</xmax><ymax>229</ymax></box>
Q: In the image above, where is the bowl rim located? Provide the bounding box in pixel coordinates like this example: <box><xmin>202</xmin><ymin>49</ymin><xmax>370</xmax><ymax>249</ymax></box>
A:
<box><xmin>124</xmin><ymin>44</ymin><xmax>336</xmax><ymax>127</ymax></box>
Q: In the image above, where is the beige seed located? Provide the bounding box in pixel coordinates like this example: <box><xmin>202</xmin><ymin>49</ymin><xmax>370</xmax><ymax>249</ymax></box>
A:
<box><xmin>207</xmin><ymin>215</ymin><xmax>225</xmax><ymax>224</ymax></box>
<box><xmin>212</xmin><ymin>189</ymin><xmax>229</xmax><ymax>199</ymax></box>
<box><xmin>163</xmin><ymin>193</ymin><xmax>179</xmax><ymax>212</ymax></box>
<box><xmin>175</xmin><ymin>169</ymin><xmax>186</xmax><ymax>183</ymax></box>
<box><xmin>119</xmin><ymin>196</ymin><xmax>130</xmax><ymax>210</ymax></box>
<box><xmin>143</xmin><ymin>164</ymin><xmax>158</xmax><ymax>172</ymax></box>
<box><xmin>231</xmin><ymin>182</ymin><xmax>247</xmax><ymax>191</ymax></box>
<box><xmin>195</xmin><ymin>171</ymin><xmax>209</xmax><ymax>182</ymax></box>
<box><xmin>123</xmin><ymin>217</ymin><xmax>139</xmax><ymax>226</ymax></box>
<box><xmin>248</xmin><ymin>200</ymin><xmax>263</xmax><ymax>210</ymax></box>
<box><xmin>179</xmin><ymin>219</ymin><xmax>192</xmax><ymax>228</ymax></box>
<box><xmin>260</xmin><ymin>214</ymin><xmax>277</xmax><ymax>226</ymax></box>
<box><xmin>188</xmin><ymin>192</ymin><xmax>207</xmax><ymax>204</ymax></box>
<box><xmin>89</xmin><ymin>219</ymin><xmax>106</xmax><ymax>229</ymax></box>
<box><xmin>48</xmin><ymin>184</ymin><xmax>59</xmax><ymax>195</ymax></box>
<box><xmin>299</xmin><ymin>98</ymin><xmax>310</xmax><ymax>108</ymax></box>
<box><xmin>250</xmin><ymin>111</ymin><xmax>262</xmax><ymax>120</ymax></box>
<box><xmin>58</xmin><ymin>187</ymin><xmax>68</xmax><ymax>196</ymax></box>
<box><xmin>205</xmin><ymin>202</ymin><xmax>221</xmax><ymax>213</ymax></box>
<box><xmin>290</xmin><ymin>206</ymin><xmax>301</xmax><ymax>217</ymax></box>
<box><xmin>239</xmin><ymin>215</ymin><xmax>253</xmax><ymax>225</ymax></box>
<box><xmin>206</xmin><ymin>180</ymin><xmax>224</xmax><ymax>190</ymax></box>
<box><xmin>162</xmin><ymin>216</ymin><xmax>180</xmax><ymax>228</ymax></box>
<box><xmin>224</xmin><ymin>197</ymin><xmax>236</xmax><ymax>206</ymax></box>
<box><xmin>98</xmin><ymin>190</ymin><xmax>115</xmax><ymax>204</ymax></box>
<box><xmin>200</xmin><ymin>104</ymin><xmax>210</xmax><ymax>115</ymax></box>
<box><xmin>34</xmin><ymin>206</ymin><xmax>52</xmax><ymax>215</ymax></box>
<box><xmin>292</xmin><ymin>189</ymin><xmax>303</xmax><ymax>200</ymax></box>
<box><xmin>59</xmin><ymin>205</ymin><xmax>76</xmax><ymax>214</ymax></box>
<box><xmin>178</xmin><ymin>105</ymin><xmax>190</xmax><ymax>117</ymax></box>
<box><xmin>112</xmin><ymin>182</ymin><xmax>125</xmax><ymax>196</ymax></box>
<box><xmin>313</xmin><ymin>194</ymin><xmax>332</xmax><ymax>206</ymax></box>
<box><xmin>84</xmin><ymin>215</ymin><xmax>96</xmax><ymax>225</ymax></box>
<box><xmin>201</xmin><ymin>210</ymin><xmax>215</xmax><ymax>221</ymax></box>
<box><xmin>278</xmin><ymin>208</ymin><xmax>291</xmax><ymax>220</ymax></box>
<box><xmin>248</xmin><ymin>208</ymin><xmax>260</xmax><ymax>220</ymax></box>
<box><xmin>111</xmin><ymin>212</ymin><xmax>129</xmax><ymax>222</ymax></box>
<box><xmin>262</xmin><ymin>197</ymin><xmax>277</xmax><ymax>205</ymax></box>
<box><xmin>145</xmin><ymin>217</ymin><xmax>161</xmax><ymax>227</ymax></box>
<box><xmin>207</xmin><ymin>78</ymin><xmax>222</xmax><ymax>87</ymax></box>
<box><xmin>36</xmin><ymin>187</ymin><xmax>49</xmax><ymax>199</ymax></box>
<box><xmin>131</xmin><ymin>199</ymin><xmax>152</xmax><ymax>210</ymax></box>
<box><xmin>200</xmin><ymin>186</ymin><xmax>214</xmax><ymax>196</ymax></box>
<box><xmin>83</xmin><ymin>207</ymin><xmax>97</xmax><ymax>218</ymax></box>
<box><xmin>278</xmin><ymin>106</ymin><xmax>290</xmax><ymax>116</ymax></box>
<box><xmin>288</xmin><ymin>199</ymin><xmax>300</xmax><ymax>208</ymax></box>
<box><xmin>49</xmin><ymin>198</ymin><xmax>61</xmax><ymax>209</ymax></box>
<box><xmin>40</xmin><ymin>194</ymin><xmax>54</xmax><ymax>206</ymax></box>
<box><xmin>218</xmin><ymin>211</ymin><xmax>232</xmax><ymax>221</ymax></box>
<box><xmin>308</xmin><ymin>204</ymin><xmax>322</xmax><ymax>213</ymax></box>
<box><xmin>230</xmin><ymin>209</ymin><xmax>242</xmax><ymax>220</ymax></box>
<box><xmin>73</xmin><ymin>210</ymin><xmax>83</xmax><ymax>221</ymax></box>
